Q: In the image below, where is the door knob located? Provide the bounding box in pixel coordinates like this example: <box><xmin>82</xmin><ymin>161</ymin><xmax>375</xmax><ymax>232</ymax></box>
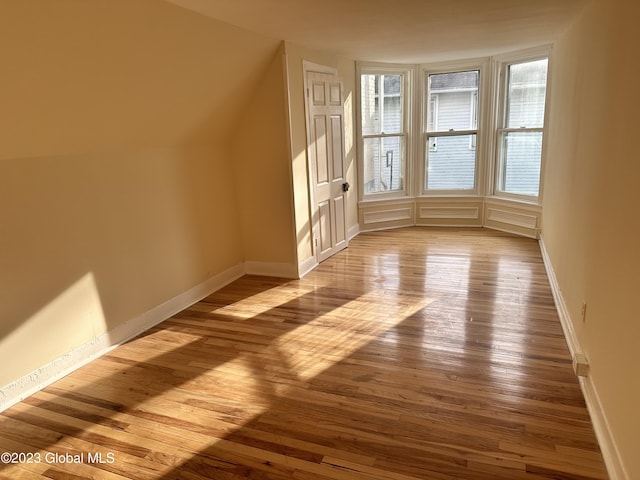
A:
<box><xmin>342</xmin><ymin>182</ymin><xmax>350</xmax><ymax>192</ymax></box>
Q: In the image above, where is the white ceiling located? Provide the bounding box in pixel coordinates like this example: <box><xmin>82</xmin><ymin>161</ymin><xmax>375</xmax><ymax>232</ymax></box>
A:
<box><xmin>164</xmin><ymin>0</ymin><xmax>590</xmax><ymax>63</ymax></box>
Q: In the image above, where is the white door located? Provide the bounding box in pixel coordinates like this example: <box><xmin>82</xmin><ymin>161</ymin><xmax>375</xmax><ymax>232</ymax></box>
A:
<box><xmin>305</xmin><ymin>68</ymin><xmax>349</xmax><ymax>263</ymax></box>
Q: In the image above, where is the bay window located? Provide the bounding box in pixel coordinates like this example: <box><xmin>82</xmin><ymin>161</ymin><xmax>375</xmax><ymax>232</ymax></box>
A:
<box><xmin>357</xmin><ymin>47</ymin><xmax>551</xmax><ymax>226</ymax></box>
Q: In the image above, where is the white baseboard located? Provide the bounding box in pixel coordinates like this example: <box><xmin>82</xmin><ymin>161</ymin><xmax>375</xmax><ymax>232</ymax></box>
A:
<box><xmin>0</xmin><ymin>333</ymin><xmax>115</xmax><ymax>413</ymax></box>
<box><xmin>539</xmin><ymin>237</ymin><xmax>628</xmax><ymax>480</ymax></box>
<box><xmin>244</xmin><ymin>261</ymin><xmax>298</xmax><ymax>278</ymax></box>
<box><xmin>0</xmin><ymin>263</ymin><xmax>244</xmax><ymax>413</ymax></box>
<box><xmin>580</xmin><ymin>376</ymin><xmax>630</xmax><ymax>480</ymax></box>
<box><xmin>348</xmin><ymin>224</ymin><xmax>360</xmax><ymax>241</ymax></box>
<box><xmin>538</xmin><ymin>238</ymin><xmax>580</xmax><ymax>357</ymax></box>
<box><xmin>297</xmin><ymin>255</ymin><xmax>318</xmax><ymax>278</ymax></box>
<box><xmin>484</xmin><ymin>223</ymin><xmax>538</xmax><ymax>239</ymax></box>
<box><xmin>295</xmin><ymin>225</ymin><xmax>358</xmax><ymax>279</ymax></box>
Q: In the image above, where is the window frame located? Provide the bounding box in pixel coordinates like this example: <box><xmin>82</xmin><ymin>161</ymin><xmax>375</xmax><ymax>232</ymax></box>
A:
<box><xmin>428</xmin><ymin>94</ymin><xmax>439</xmax><ymax>152</ymax></box>
<box><xmin>356</xmin><ymin>63</ymin><xmax>414</xmax><ymax>201</ymax></box>
<box><xmin>419</xmin><ymin>59</ymin><xmax>489</xmax><ymax>196</ymax></box>
<box><xmin>492</xmin><ymin>48</ymin><xmax>552</xmax><ymax>203</ymax></box>
<box><xmin>469</xmin><ymin>91</ymin><xmax>478</xmax><ymax>151</ymax></box>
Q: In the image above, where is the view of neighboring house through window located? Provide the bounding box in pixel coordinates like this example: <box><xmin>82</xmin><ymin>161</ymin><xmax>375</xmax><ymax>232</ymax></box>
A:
<box><xmin>361</xmin><ymin>73</ymin><xmax>406</xmax><ymax>194</ymax></box>
<box><xmin>497</xmin><ymin>58</ymin><xmax>548</xmax><ymax>197</ymax></box>
<box><xmin>425</xmin><ymin>70</ymin><xmax>479</xmax><ymax>191</ymax></box>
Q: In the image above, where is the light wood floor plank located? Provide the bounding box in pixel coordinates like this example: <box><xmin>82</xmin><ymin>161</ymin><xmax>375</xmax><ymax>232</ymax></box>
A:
<box><xmin>0</xmin><ymin>228</ymin><xmax>608</xmax><ymax>479</ymax></box>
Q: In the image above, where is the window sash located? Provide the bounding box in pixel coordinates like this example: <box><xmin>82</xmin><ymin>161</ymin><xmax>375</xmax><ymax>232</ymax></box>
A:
<box><xmin>362</xmin><ymin>135</ymin><xmax>406</xmax><ymax>195</ymax></box>
<box><xmin>359</xmin><ymin>66</ymin><xmax>410</xmax><ymax>199</ymax></box>
<box><xmin>361</xmin><ymin>73</ymin><xmax>404</xmax><ymax>136</ymax></box>
<box><xmin>494</xmin><ymin>56</ymin><xmax>548</xmax><ymax>200</ymax></box>
<box><xmin>496</xmin><ymin>128</ymin><xmax>543</xmax><ymax>197</ymax></box>
<box><xmin>426</xmin><ymin>129</ymin><xmax>477</xmax><ymax>137</ymax></box>
<box><xmin>423</xmin><ymin>69</ymin><xmax>480</xmax><ymax>194</ymax></box>
<box><xmin>425</xmin><ymin>133</ymin><xmax>478</xmax><ymax>191</ymax></box>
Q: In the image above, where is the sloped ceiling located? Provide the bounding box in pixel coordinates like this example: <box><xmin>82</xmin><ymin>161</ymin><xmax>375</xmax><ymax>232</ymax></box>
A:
<box><xmin>164</xmin><ymin>0</ymin><xmax>590</xmax><ymax>62</ymax></box>
<box><xmin>0</xmin><ymin>0</ymin><xmax>282</xmax><ymax>160</ymax></box>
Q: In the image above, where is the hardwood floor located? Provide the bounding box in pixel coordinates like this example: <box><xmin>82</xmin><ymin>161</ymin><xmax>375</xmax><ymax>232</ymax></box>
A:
<box><xmin>0</xmin><ymin>228</ymin><xmax>608</xmax><ymax>479</ymax></box>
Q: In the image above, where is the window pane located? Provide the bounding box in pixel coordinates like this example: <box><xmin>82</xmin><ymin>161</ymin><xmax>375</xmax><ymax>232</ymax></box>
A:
<box><xmin>361</xmin><ymin>75</ymin><xmax>379</xmax><ymax>135</ymax></box>
<box><xmin>361</xmin><ymin>74</ymin><xmax>403</xmax><ymax>135</ymax></box>
<box><xmin>384</xmin><ymin>75</ymin><xmax>401</xmax><ymax>95</ymax></box>
<box><xmin>507</xmin><ymin>59</ymin><xmax>548</xmax><ymax>128</ymax></box>
<box><xmin>382</xmin><ymin>91</ymin><xmax>402</xmax><ymax>134</ymax></box>
<box><xmin>427</xmin><ymin>71</ymin><xmax>479</xmax><ymax>132</ymax></box>
<box><xmin>426</xmin><ymin>134</ymin><xmax>476</xmax><ymax>190</ymax></box>
<box><xmin>500</xmin><ymin>131</ymin><xmax>542</xmax><ymax>196</ymax></box>
<box><xmin>363</xmin><ymin>136</ymin><xmax>404</xmax><ymax>194</ymax></box>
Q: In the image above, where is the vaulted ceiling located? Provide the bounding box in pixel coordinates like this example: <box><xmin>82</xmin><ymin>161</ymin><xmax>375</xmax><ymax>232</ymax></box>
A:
<box><xmin>164</xmin><ymin>0</ymin><xmax>590</xmax><ymax>62</ymax></box>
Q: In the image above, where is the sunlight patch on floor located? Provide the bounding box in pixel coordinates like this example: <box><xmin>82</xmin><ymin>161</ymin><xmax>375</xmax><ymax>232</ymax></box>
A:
<box><xmin>205</xmin><ymin>285</ymin><xmax>316</xmax><ymax>321</ymax></box>
<box><xmin>268</xmin><ymin>291</ymin><xmax>435</xmax><ymax>381</ymax></box>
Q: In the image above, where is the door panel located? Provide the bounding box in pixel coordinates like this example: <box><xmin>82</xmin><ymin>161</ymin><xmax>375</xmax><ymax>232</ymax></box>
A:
<box><xmin>318</xmin><ymin>200</ymin><xmax>332</xmax><ymax>256</ymax></box>
<box><xmin>330</xmin><ymin>115</ymin><xmax>343</xmax><ymax>181</ymax></box>
<box><xmin>333</xmin><ymin>195</ymin><xmax>346</xmax><ymax>245</ymax></box>
<box><xmin>313</xmin><ymin>116</ymin><xmax>329</xmax><ymax>184</ymax></box>
<box><xmin>329</xmin><ymin>84</ymin><xmax>341</xmax><ymax>106</ymax></box>
<box><xmin>306</xmin><ymin>69</ymin><xmax>348</xmax><ymax>263</ymax></box>
<box><xmin>312</xmin><ymin>82</ymin><xmax>326</xmax><ymax>106</ymax></box>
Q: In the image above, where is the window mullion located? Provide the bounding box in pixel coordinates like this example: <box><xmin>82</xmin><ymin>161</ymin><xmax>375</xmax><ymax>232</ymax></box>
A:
<box><xmin>379</xmin><ymin>75</ymin><xmax>385</xmax><ymax>135</ymax></box>
<box><xmin>498</xmin><ymin>127</ymin><xmax>543</xmax><ymax>134</ymax></box>
<box><xmin>363</xmin><ymin>133</ymin><xmax>407</xmax><ymax>139</ymax></box>
<box><xmin>426</xmin><ymin>129</ymin><xmax>478</xmax><ymax>137</ymax></box>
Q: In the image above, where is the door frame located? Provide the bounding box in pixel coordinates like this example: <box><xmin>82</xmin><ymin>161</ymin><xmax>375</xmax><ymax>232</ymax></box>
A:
<box><xmin>302</xmin><ymin>60</ymin><xmax>348</xmax><ymax>264</ymax></box>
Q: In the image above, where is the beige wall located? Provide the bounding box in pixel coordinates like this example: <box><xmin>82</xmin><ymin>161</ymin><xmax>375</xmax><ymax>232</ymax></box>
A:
<box><xmin>0</xmin><ymin>0</ymin><xmax>281</xmax><ymax>387</ymax></box>
<box><xmin>233</xmin><ymin>45</ymin><xmax>297</xmax><ymax>269</ymax></box>
<box><xmin>284</xmin><ymin>43</ymin><xmax>359</xmax><ymax>269</ymax></box>
<box><xmin>543</xmin><ymin>0</ymin><xmax>640</xmax><ymax>476</ymax></box>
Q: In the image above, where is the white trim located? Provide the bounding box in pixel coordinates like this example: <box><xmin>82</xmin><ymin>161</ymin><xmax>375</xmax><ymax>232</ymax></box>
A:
<box><xmin>363</xmin><ymin>207</ymin><xmax>413</xmax><ymax>224</ymax></box>
<box><xmin>244</xmin><ymin>261</ymin><xmax>298</xmax><ymax>279</ymax></box>
<box><xmin>486</xmin><ymin>207</ymin><xmax>537</xmax><ymax>229</ymax></box>
<box><xmin>282</xmin><ymin>49</ymin><xmax>302</xmax><ymax>278</ymax></box>
<box><xmin>302</xmin><ymin>60</ymin><xmax>336</xmax><ymax>75</ymax></box>
<box><xmin>419</xmin><ymin>206</ymin><xmax>479</xmax><ymax>220</ymax></box>
<box><xmin>484</xmin><ymin>223</ymin><xmax>538</xmax><ymax>239</ymax></box>
<box><xmin>296</xmin><ymin>224</ymin><xmax>358</xmax><ymax>278</ymax></box>
<box><xmin>0</xmin><ymin>264</ymin><xmax>244</xmax><ymax>413</ymax></box>
<box><xmin>348</xmin><ymin>223</ymin><xmax>360</xmax><ymax>241</ymax></box>
<box><xmin>0</xmin><ymin>334</ymin><xmax>111</xmax><ymax>414</ymax></box>
<box><xmin>538</xmin><ymin>238</ymin><xmax>579</xmax><ymax>357</ymax></box>
<box><xmin>359</xmin><ymin>195</ymin><xmax>544</xmax><ymax>235</ymax></box>
<box><xmin>485</xmin><ymin>195</ymin><xmax>542</xmax><ymax>210</ymax></box>
<box><xmin>493</xmin><ymin>49</ymin><xmax>551</xmax><ymax>202</ymax></box>
<box><xmin>492</xmin><ymin>44</ymin><xmax>553</xmax><ymax>66</ymax></box>
<box><xmin>418</xmin><ymin>223</ymin><xmax>484</xmax><ymax>229</ymax></box>
<box><xmin>580</xmin><ymin>377</ymin><xmax>629</xmax><ymax>480</ymax></box>
<box><xmin>539</xmin><ymin>237</ymin><xmax>629</xmax><ymax>480</ymax></box>
<box><xmin>357</xmin><ymin>224</ymin><xmax>411</xmax><ymax>234</ymax></box>
<box><xmin>358</xmin><ymin>196</ymin><xmax>414</xmax><ymax>207</ymax></box>
<box><xmin>356</xmin><ymin>62</ymin><xmax>414</xmax><ymax>201</ymax></box>
<box><xmin>420</xmin><ymin>59</ymin><xmax>489</xmax><ymax>197</ymax></box>
<box><xmin>297</xmin><ymin>255</ymin><xmax>318</xmax><ymax>278</ymax></box>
